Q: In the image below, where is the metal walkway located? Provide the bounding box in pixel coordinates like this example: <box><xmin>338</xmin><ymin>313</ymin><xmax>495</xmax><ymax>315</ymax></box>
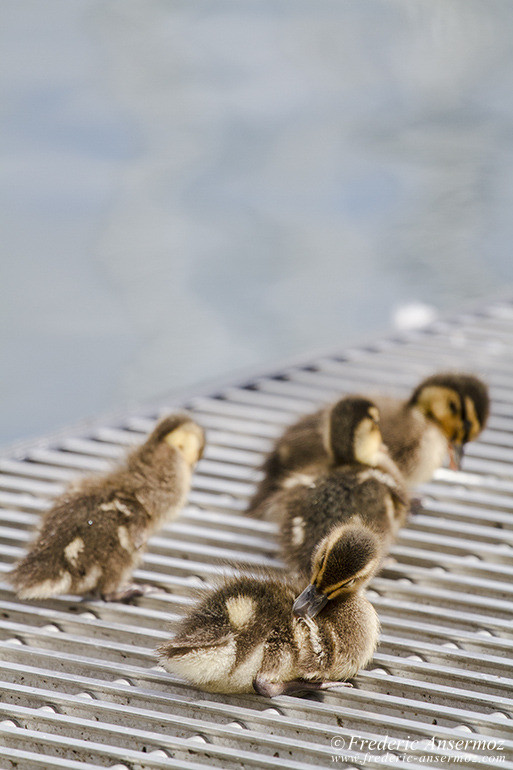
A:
<box><xmin>1</xmin><ymin>300</ymin><xmax>513</xmax><ymax>769</ymax></box>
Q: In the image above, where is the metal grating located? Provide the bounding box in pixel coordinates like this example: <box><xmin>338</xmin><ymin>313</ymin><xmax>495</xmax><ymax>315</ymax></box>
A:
<box><xmin>1</xmin><ymin>300</ymin><xmax>513</xmax><ymax>769</ymax></box>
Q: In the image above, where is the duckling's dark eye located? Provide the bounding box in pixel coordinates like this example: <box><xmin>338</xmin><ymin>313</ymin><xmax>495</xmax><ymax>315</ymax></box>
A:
<box><xmin>449</xmin><ymin>400</ymin><xmax>459</xmax><ymax>416</ymax></box>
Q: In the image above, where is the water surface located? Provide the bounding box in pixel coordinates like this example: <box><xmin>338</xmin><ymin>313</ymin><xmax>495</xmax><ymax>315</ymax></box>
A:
<box><xmin>2</xmin><ymin>0</ymin><xmax>513</xmax><ymax>446</ymax></box>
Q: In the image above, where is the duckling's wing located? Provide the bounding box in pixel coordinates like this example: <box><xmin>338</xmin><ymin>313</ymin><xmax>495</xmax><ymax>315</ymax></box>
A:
<box><xmin>157</xmin><ymin>629</ymin><xmax>238</xmax><ymax>691</ymax></box>
<box><xmin>158</xmin><ymin>633</ymin><xmax>233</xmax><ymax>658</ymax></box>
<box><xmin>159</xmin><ymin>597</ymin><xmax>234</xmax><ymax>657</ymax></box>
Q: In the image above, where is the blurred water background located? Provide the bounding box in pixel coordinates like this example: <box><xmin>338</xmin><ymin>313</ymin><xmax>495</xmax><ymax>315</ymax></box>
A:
<box><xmin>3</xmin><ymin>0</ymin><xmax>513</xmax><ymax>447</ymax></box>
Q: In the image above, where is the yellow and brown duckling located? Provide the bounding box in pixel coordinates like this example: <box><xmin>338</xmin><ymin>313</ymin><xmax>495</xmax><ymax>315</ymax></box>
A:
<box><xmin>381</xmin><ymin>372</ymin><xmax>489</xmax><ymax>486</ymax></box>
<box><xmin>157</xmin><ymin>524</ymin><xmax>380</xmax><ymax>696</ymax></box>
<box><xmin>248</xmin><ymin>372</ymin><xmax>489</xmax><ymax>514</ymax></box>
<box><xmin>262</xmin><ymin>397</ymin><xmax>408</xmax><ymax>574</ymax></box>
<box><xmin>8</xmin><ymin>413</ymin><xmax>205</xmax><ymax>602</ymax></box>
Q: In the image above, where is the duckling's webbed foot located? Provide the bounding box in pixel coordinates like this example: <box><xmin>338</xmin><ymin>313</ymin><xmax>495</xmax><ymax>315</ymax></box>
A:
<box><xmin>253</xmin><ymin>674</ymin><xmax>352</xmax><ymax>697</ymax></box>
<box><xmin>102</xmin><ymin>583</ymin><xmax>163</xmax><ymax>602</ymax></box>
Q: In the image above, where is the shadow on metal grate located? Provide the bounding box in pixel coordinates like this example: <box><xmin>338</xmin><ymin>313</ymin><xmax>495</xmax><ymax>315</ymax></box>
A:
<box><xmin>1</xmin><ymin>299</ymin><xmax>513</xmax><ymax>769</ymax></box>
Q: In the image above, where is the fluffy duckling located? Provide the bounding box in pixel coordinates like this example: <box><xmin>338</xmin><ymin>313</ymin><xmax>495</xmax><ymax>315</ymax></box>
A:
<box><xmin>8</xmin><ymin>414</ymin><xmax>205</xmax><ymax>602</ymax></box>
<box><xmin>248</xmin><ymin>372</ymin><xmax>489</xmax><ymax>514</ymax></box>
<box><xmin>265</xmin><ymin>398</ymin><xmax>408</xmax><ymax>574</ymax></box>
<box><xmin>157</xmin><ymin>524</ymin><xmax>380</xmax><ymax>696</ymax></box>
<box><xmin>382</xmin><ymin>372</ymin><xmax>489</xmax><ymax>486</ymax></box>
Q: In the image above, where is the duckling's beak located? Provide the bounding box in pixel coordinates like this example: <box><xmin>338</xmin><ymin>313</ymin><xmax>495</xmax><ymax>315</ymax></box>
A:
<box><xmin>293</xmin><ymin>584</ymin><xmax>329</xmax><ymax>619</ymax></box>
<box><xmin>448</xmin><ymin>442</ymin><xmax>464</xmax><ymax>471</ymax></box>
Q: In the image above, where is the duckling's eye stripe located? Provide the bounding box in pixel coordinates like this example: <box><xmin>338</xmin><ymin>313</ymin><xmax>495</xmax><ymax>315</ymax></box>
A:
<box><xmin>460</xmin><ymin>393</ymin><xmax>467</xmax><ymax>421</ymax></box>
<box><xmin>314</xmin><ymin>527</ymin><xmax>342</xmax><ymax>585</ymax></box>
<box><xmin>463</xmin><ymin>395</ymin><xmax>480</xmax><ymax>441</ymax></box>
<box><xmin>323</xmin><ymin>577</ymin><xmax>355</xmax><ymax>595</ymax></box>
<box><xmin>460</xmin><ymin>395</ymin><xmax>472</xmax><ymax>443</ymax></box>
<box><xmin>314</xmin><ymin>551</ymin><xmax>329</xmax><ymax>584</ymax></box>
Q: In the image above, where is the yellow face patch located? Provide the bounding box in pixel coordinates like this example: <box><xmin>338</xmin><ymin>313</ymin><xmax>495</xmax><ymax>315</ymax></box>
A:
<box><xmin>164</xmin><ymin>423</ymin><xmax>205</xmax><ymax>465</ymax></box>
<box><xmin>416</xmin><ymin>386</ymin><xmax>481</xmax><ymax>444</ymax></box>
<box><xmin>354</xmin><ymin>417</ymin><xmax>382</xmax><ymax>466</ymax></box>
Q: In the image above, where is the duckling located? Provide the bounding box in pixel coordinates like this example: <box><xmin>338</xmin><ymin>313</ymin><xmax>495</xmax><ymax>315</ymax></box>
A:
<box><xmin>247</xmin><ymin>372</ymin><xmax>489</xmax><ymax>514</ymax></box>
<box><xmin>382</xmin><ymin>372</ymin><xmax>489</xmax><ymax>486</ymax></box>
<box><xmin>157</xmin><ymin>524</ymin><xmax>380</xmax><ymax>696</ymax></box>
<box><xmin>265</xmin><ymin>398</ymin><xmax>408</xmax><ymax>574</ymax></box>
<box><xmin>8</xmin><ymin>413</ymin><xmax>205</xmax><ymax>602</ymax></box>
